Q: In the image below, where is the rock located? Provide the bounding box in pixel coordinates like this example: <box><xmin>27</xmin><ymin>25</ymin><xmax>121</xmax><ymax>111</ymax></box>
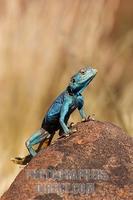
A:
<box><xmin>1</xmin><ymin>120</ymin><xmax>133</xmax><ymax>200</ymax></box>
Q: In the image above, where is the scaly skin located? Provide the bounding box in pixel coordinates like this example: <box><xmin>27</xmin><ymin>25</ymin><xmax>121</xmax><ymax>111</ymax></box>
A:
<box><xmin>12</xmin><ymin>67</ymin><xmax>97</xmax><ymax>164</ymax></box>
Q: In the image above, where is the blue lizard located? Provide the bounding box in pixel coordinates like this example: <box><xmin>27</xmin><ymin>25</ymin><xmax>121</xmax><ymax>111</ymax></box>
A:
<box><xmin>25</xmin><ymin>66</ymin><xmax>97</xmax><ymax>157</ymax></box>
<box><xmin>11</xmin><ymin>67</ymin><xmax>97</xmax><ymax>164</ymax></box>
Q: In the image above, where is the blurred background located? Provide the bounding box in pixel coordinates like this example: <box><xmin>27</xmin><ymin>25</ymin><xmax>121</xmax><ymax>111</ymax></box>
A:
<box><xmin>0</xmin><ymin>0</ymin><xmax>133</xmax><ymax>195</ymax></box>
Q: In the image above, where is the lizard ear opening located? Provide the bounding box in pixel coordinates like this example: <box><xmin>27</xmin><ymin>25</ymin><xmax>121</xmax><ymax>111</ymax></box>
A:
<box><xmin>72</xmin><ymin>78</ymin><xmax>76</xmax><ymax>83</ymax></box>
<box><xmin>67</xmin><ymin>86</ymin><xmax>74</xmax><ymax>95</ymax></box>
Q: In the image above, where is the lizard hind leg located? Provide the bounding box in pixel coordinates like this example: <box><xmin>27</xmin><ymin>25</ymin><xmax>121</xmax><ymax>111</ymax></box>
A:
<box><xmin>25</xmin><ymin>128</ymin><xmax>51</xmax><ymax>157</ymax></box>
<box><xmin>11</xmin><ymin>130</ymin><xmax>53</xmax><ymax>165</ymax></box>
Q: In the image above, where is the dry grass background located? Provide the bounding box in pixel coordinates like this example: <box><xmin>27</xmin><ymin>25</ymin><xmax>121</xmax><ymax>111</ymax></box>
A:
<box><xmin>0</xmin><ymin>0</ymin><xmax>133</xmax><ymax>195</ymax></box>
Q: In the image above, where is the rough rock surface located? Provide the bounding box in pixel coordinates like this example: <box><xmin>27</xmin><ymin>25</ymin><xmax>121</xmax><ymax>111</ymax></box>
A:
<box><xmin>1</xmin><ymin>120</ymin><xmax>133</xmax><ymax>200</ymax></box>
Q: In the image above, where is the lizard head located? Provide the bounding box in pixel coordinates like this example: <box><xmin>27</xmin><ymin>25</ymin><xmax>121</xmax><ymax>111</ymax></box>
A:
<box><xmin>67</xmin><ymin>66</ymin><xmax>97</xmax><ymax>94</ymax></box>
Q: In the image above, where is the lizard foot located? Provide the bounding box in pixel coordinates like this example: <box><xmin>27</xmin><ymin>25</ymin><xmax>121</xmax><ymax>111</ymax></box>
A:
<box><xmin>11</xmin><ymin>155</ymin><xmax>32</xmax><ymax>165</ymax></box>
<box><xmin>82</xmin><ymin>114</ymin><xmax>95</xmax><ymax>122</ymax></box>
<box><xmin>58</xmin><ymin>133</ymin><xmax>70</xmax><ymax>139</ymax></box>
<box><xmin>58</xmin><ymin>125</ymin><xmax>77</xmax><ymax>139</ymax></box>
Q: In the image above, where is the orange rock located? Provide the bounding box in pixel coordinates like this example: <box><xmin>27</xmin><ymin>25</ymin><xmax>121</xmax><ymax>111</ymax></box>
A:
<box><xmin>1</xmin><ymin>121</ymin><xmax>133</xmax><ymax>200</ymax></box>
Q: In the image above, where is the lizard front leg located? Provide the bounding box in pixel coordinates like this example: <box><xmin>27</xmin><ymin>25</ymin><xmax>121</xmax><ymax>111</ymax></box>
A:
<box><xmin>59</xmin><ymin>98</ymin><xmax>74</xmax><ymax>136</ymax></box>
<box><xmin>77</xmin><ymin>95</ymin><xmax>88</xmax><ymax>121</ymax></box>
<box><xmin>79</xmin><ymin>106</ymin><xmax>87</xmax><ymax>121</ymax></box>
<box><xmin>79</xmin><ymin>106</ymin><xmax>95</xmax><ymax>122</ymax></box>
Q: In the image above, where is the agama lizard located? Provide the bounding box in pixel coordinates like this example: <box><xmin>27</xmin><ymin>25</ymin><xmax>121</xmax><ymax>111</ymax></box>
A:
<box><xmin>12</xmin><ymin>67</ymin><xmax>97</xmax><ymax>165</ymax></box>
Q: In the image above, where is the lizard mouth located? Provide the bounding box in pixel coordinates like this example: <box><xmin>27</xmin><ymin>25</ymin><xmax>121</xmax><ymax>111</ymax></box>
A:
<box><xmin>79</xmin><ymin>73</ymin><xmax>96</xmax><ymax>85</ymax></box>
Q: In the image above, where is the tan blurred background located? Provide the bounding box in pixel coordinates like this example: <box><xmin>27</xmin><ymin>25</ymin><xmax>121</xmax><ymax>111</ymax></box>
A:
<box><xmin>0</xmin><ymin>0</ymin><xmax>133</xmax><ymax>195</ymax></box>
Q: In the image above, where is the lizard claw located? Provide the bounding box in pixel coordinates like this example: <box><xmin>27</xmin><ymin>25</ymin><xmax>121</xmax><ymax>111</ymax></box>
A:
<box><xmin>70</xmin><ymin>127</ymin><xmax>77</xmax><ymax>133</ymax></box>
<box><xmin>64</xmin><ymin>133</ymin><xmax>70</xmax><ymax>137</ymax></box>
<box><xmin>69</xmin><ymin>122</ymin><xmax>75</xmax><ymax>128</ymax></box>
<box><xmin>82</xmin><ymin>118</ymin><xmax>87</xmax><ymax>122</ymax></box>
<box><xmin>69</xmin><ymin>122</ymin><xmax>77</xmax><ymax>133</ymax></box>
<box><xmin>88</xmin><ymin>114</ymin><xmax>95</xmax><ymax>121</ymax></box>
